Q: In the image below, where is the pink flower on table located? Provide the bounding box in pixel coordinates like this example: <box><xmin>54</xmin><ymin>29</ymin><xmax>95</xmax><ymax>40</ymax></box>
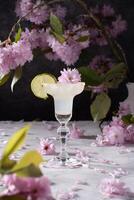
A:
<box><xmin>96</xmin><ymin>135</ymin><xmax>109</xmax><ymax>146</ymax></box>
<box><xmin>125</xmin><ymin>125</ymin><xmax>134</xmax><ymax>143</ymax></box>
<box><xmin>110</xmin><ymin>116</ymin><xmax>124</xmax><ymax>127</ymax></box>
<box><xmin>103</xmin><ymin>125</ymin><xmax>125</xmax><ymax>145</ymax></box>
<box><xmin>97</xmin><ymin>124</ymin><xmax>125</xmax><ymax>146</ymax></box>
<box><xmin>100</xmin><ymin>178</ymin><xmax>130</xmax><ymax>198</ymax></box>
<box><xmin>2</xmin><ymin>174</ymin><xmax>53</xmax><ymax>200</ymax></box>
<box><xmin>40</xmin><ymin>138</ymin><xmax>56</xmax><ymax>155</ymax></box>
<box><xmin>57</xmin><ymin>191</ymin><xmax>78</xmax><ymax>200</ymax></box>
<box><xmin>117</xmin><ymin>102</ymin><xmax>131</xmax><ymax>117</ymax></box>
<box><xmin>70</xmin><ymin>123</ymin><xmax>85</xmax><ymax>139</ymax></box>
<box><xmin>58</xmin><ymin>68</ymin><xmax>81</xmax><ymax>83</ymax></box>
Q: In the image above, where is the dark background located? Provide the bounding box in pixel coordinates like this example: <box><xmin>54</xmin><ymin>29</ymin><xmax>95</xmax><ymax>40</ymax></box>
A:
<box><xmin>0</xmin><ymin>0</ymin><xmax>133</xmax><ymax>121</ymax></box>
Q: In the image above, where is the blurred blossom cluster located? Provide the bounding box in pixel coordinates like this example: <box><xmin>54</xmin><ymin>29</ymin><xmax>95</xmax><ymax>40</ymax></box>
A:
<box><xmin>0</xmin><ymin>0</ymin><xmax>127</xmax><ymax>77</ymax></box>
<box><xmin>96</xmin><ymin>102</ymin><xmax>134</xmax><ymax>146</ymax></box>
<box><xmin>15</xmin><ymin>0</ymin><xmax>66</xmax><ymax>24</ymax></box>
<box><xmin>2</xmin><ymin>174</ymin><xmax>53</xmax><ymax>200</ymax></box>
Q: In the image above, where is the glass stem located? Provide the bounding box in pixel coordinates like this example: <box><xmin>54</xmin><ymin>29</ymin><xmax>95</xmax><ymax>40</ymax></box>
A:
<box><xmin>58</xmin><ymin>123</ymin><xmax>69</xmax><ymax>164</ymax></box>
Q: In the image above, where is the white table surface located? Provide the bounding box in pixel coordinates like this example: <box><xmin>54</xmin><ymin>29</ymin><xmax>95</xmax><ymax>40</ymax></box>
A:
<box><xmin>0</xmin><ymin>121</ymin><xmax>134</xmax><ymax>200</ymax></box>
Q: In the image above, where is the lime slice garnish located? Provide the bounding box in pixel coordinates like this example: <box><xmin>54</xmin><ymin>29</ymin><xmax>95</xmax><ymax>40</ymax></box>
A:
<box><xmin>31</xmin><ymin>73</ymin><xmax>57</xmax><ymax>99</ymax></box>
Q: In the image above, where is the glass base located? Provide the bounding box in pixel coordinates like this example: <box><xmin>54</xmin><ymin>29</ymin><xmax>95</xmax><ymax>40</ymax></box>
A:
<box><xmin>43</xmin><ymin>156</ymin><xmax>82</xmax><ymax>169</ymax></box>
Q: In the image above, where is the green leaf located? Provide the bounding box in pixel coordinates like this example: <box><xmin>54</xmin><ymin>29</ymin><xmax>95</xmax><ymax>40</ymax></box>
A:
<box><xmin>90</xmin><ymin>92</ymin><xmax>111</xmax><ymax>121</ymax></box>
<box><xmin>51</xmin><ymin>30</ymin><xmax>65</xmax><ymax>44</ymax></box>
<box><xmin>104</xmin><ymin>62</ymin><xmax>127</xmax><ymax>88</ymax></box>
<box><xmin>0</xmin><ymin>73</ymin><xmax>11</xmax><ymax>86</ymax></box>
<box><xmin>0</xmin><ymin>194</ymin><xmax>25</xmax><ymax>200</ymax></box>
<box><xmin>131</xmin><ymin>115</ymin><xmax>134</xmax><ymax>123</ymax></box>
<box><xmin>11</xmin><ymin>67</ymin><xmax>22</xmax><ymax>92</ymax></box>
<box><xmin>14</xmin><ymin>164</ymin><xmax>43</xmax><ymax>177</ymax></box>
<box><xmin>122</xmin><ymin>114</ymin><xmax>134</xmax><ymax>125</ymax></box>
<box><xmin>78</xmin><ymin>67</ymin><xmax>104</xmax><ymax>86</ymax></box>
<box><xmin>0</xmin><ymin>158</ymin><xmax>17</xmax><ymax>173</ymax></box>
<box><xmin>1</xmin><ymin>125</ymin><xmax>30</xmax><ymax>163</ymax></box>
<box><xmin>11</xmin><ymin>150</ymin><xmax>44</xmax><ymax>172</ymax></box>
<box><xmin>50</xmin><ymin>14</ymin><xmax>63</xmax><ymax>35</ymax></box>
<box><xmin>15</xmin><ymin>26</ymin><xmax>22</xmax><ymax>43</ymax></box>
<box><xmin>77</xmin><ymin>35</ymin><xmax>89</xmax><ymax>42</ymax></box>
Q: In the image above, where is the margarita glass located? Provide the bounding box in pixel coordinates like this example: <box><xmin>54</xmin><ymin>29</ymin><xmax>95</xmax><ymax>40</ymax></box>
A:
<box><xmin>45</xmin><ymin>82</ymin><xmax>85</xmax><ymax>166</ymax></box>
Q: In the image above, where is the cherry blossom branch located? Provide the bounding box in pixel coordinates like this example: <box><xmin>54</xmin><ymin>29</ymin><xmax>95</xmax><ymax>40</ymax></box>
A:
<box><xmin>4</xmin><ymin>0</ymin><xmax>62</xmax><ymax>44</ymax></box>
<box><xmin>1</xmin><ymin>0</ymin><xmax>127</xmax><ymax>65</ymax></box>
<box><xmin>7</xmin><ymin>2</ymin><xmax>45</xmax><ymax>40</ymax></box>
<box><xmin>74</xmin><ymin>0</ymin><xmax>127</xmax><ymax>63</ymax></box>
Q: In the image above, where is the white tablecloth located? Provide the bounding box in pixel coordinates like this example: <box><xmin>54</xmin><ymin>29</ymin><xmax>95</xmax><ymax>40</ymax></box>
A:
<box><xmin>0</xmin><ymin>121</ymin><xmax>134</xmax><ymax>200</ymax></box>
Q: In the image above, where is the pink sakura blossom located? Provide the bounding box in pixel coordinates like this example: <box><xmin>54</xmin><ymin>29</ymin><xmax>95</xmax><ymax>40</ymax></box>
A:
<box><xmin>89</xmin><ymin>5</ymin><xmax>127</xmax><ymax>45</ymax></box>
<box><xmin>125</xmin><ymin>125</ymin><xmax>134</xmax><ymax>143</ymax></box>
<box><xmin>100</xmin><ymin>178</ymin><xmax>130</xmax><ymax>198</ymax></box>
<box><xmin>75</xmin><ymin>150</ymin><xmax>90</xmax><ymax>164</ymax></box>
<box><xmin>40</xmin><ymin>138</ymin><xmax>56</xmax><ymax>155</ymax></box>
<box><xmin>2</xmin><ymin>174</ymin><xmax>53</xmax><ymax>200</ymax></box>
<box><xmin>90</xmin><ymin>85</ymin><xmax>108</xmax><ymax>94</ymax></box>
<box><xmin>103</xmin><ymin>125</ymin><xmax>125</xmax><ymax>145</ymax></box>
<box><xmin>89</xmin><ymin>55</ymin><xmax>113</xmax><ymax>74</ymax></box>
<box><xmin>57</xmin><ymin>191</ymin><xmax>78</xmax><ymax>200</ymax></box>
<box><xmin>68</xmin><ymin>25</ymin><xmax>90</xmax><ymax>49</ymax></box>
<box><xmin>58</xmin><ymin>68</ymin><xmax>81</xmax><ymax>83</ymax></box>
<box><xmin>96</xmin><ymin>124</ymin><xmax>125</xmax><ymax>146</ymax></box>
<box><xmin>101</xmin><ymin>5</ymin><xmax>115</xmax><ymax>17</ymax></box>
<box><xmin>45</xmin><ymin>52</ymin><xmax>59</xmax><ymax>61</ymax></box>
<box><xmin>96</xmin><ymin>135</ymin><xmax>108</xmax><ymax>146</ymax></box>
<box><xmin>0</xmin><ymin>39</ymin><xmax>33</xmax><ymax>75</ymax></box>
<box><xmin>21</xmin><ymin>28</ymin><xmax>48</xmax><ymax>50</ymax></box>
<box><xmin>109</xmin><ymin>168</ymin><xmax>128</xmax><ymax>178</ymax></box>
<box><xmin>110</xmin><ymin>116</ymin><xmax>124</xmax><ymax>127</ymax></box>
<box><xmin>51</xmin><ymin>5</ymin><xmax>67</xmax><ymax>19</ymax></box>
<box><xmin>70</xmin><ymin>123</ymin><xmax>85</xmax><ymax>139</ymax></box>
<box><xmin>111</xmin><ymin>15</ymin><xmax>127</xmax><ymax>38</ymax></box>
<box><xmin>47</xmin><ymin>34</ymin><xmax>82</xmax><ymax>66</ymax></box>
<box><xmin>117</xmin><ymin>102</ymin><xmax>131</xmax><ymax>117</ymax></box>
<box><xmin>15</xmin><ymin>0</ymin><xmax>49</xmax><ymax>25</ymax></box>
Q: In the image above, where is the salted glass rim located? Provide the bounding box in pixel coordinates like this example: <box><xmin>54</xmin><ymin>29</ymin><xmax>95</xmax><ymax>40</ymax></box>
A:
<box><xmin>43</xmin><ymin>82</ymin><xmax>85</xmax><ymax>86</ymax></box>
<box><xmin>43</xmin><ymin>82</ymin><xmax>85</xmax><ymax>98</ymax></box>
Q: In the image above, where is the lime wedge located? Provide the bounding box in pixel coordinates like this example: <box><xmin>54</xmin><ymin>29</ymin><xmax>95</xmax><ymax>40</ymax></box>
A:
<box><xmin>31</xmin><ymin>73</ymin><xmax>57</xmax><ymax>99</ymax></box>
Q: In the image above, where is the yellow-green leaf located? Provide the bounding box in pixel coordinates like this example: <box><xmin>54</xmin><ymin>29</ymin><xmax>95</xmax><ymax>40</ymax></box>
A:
<box><xmin>50</xmin><ymin>14</ymin><xmax>63</xmax><ymax>35</ymax></box>
<box><xmin>0</xmin><ymin>194</ymin><xmax>25</xmax><ymax>200</ymax></box>
<box><xmin>0</xmin><ymin>158</ymin><xmax>17</xmax><ymax>172</ymax></box>
<box><xmin>90</xmin><ymin>93</ymin><xmax>111</xmax><ymax>121</ymax></box>
<box><xmin>12</xmin><ymin>150</ymin><xmax>44</xmax><ymax>172</ymax></box>
<box><xmin>1</xmin><ymin>125</ymin><xmax>30</xmax><ymax>163</ymax></box>
<box><xmin>51</xmin><ymin>30</ymin><xmax>65</xmax><ymax>44</ymax></box>
<box><xmin>15</xmin><ymin>26</ymin><xmax>22</xmax><ymax>43</ymax></box>
<box><xmin>0</xmin><ymin>73</ymin><xmax>11</xmax><ymax>86</ymax></box>
<box><xmin>15</xmin><ymin>164</ymin><xmax>43</xmax><ymax>177</ymax></box>
<box><xmin>11</xmin><ymin>67</ymin><xmax>22</xmax><ymax>92</ymax></box>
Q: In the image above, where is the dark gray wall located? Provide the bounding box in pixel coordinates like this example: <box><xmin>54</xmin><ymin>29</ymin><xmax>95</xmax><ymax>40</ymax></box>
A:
<box><xmin>0</xmin><ymin>0</ymin><xmax>133</xmax><ymax>121</ymax></box>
